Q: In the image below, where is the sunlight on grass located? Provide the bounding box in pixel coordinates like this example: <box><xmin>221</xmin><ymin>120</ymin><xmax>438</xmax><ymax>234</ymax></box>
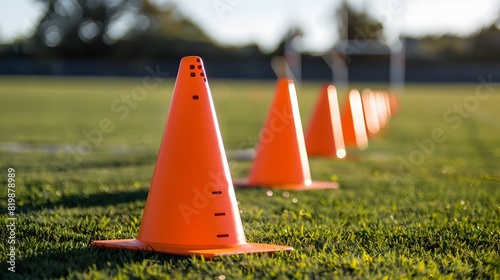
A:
<box><xmin>0</xmin><ymin>77</ymin><xmax>499</xmax><ymax>278</ymax></box>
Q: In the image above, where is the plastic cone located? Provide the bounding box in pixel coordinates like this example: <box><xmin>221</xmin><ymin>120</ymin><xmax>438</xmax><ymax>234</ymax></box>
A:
<box><xmin>340</xmin><ymin>89</ymin><xmax>368</xmax><ymax>150</ymax></box>
<box><xmin>91</xmin><ymin>56</ymin><xmax>293</xmax><ymax>258</ymax></box>
<box><xmin>361</xmin><ymin>89</ymin><xmax>380</xmax><ymax>137</ymax></box>
<box><xmin>383</xmin><ymin>91</ymin><xmax>392</xmax><ymax>121</ymax></box>
<box><xmin>234</xmin><ymin>79</ymin><xmax>338</xmax><ymax>190</ymax></box>
<box><xmin>388</xmin><ymin>91</ymin><xmax>400</xmax><ymax>116</ymax></box>
<box><xmin>305</xmin><ymin>85</ymin><xmax>346</xmax><ymax>159</ymax></box>
<box><xmin>375</xmin><ymin>91</ymin><xmax>388</xmax><ymax>129</ymax></box>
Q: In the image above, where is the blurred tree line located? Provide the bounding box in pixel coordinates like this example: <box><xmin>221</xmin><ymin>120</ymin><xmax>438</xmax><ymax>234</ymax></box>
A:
<box><xmin>1</xmin><ymin>0</ymin><xmax>498</xmax><ymax>62</ymax></box>
<box><xmin>5</xmin><ymin>0</ymin><xmax>231</xmax><ymax>58</ymax></box>
<box><xmin>0</xmin><ymin>0</ymin><xmax>498</xmax><ymax>82</ymax></box>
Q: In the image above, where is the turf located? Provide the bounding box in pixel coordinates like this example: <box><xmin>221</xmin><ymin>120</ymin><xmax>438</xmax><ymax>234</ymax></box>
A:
<box><xmin>0</xmin><ymin>76</ymin><xmax>499</xmax><ymax>279</ymax></box>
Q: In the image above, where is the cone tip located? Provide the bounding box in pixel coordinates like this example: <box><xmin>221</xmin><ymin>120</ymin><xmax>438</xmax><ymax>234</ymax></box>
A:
<box><xmin>275</xmin><ymin>78</ymin><xmax>296</xmax><ymax>95</ymax></box>
<box><xmin>326</xmin><ymin>85</ymin><xmax>337</xmax><ymax>92</ymax></box>
<box><xmin>181</xmin><ymin>56</ymin><xmax>203</xmax><ymax>64</ymax></box>
<box><xmin>361</xmin><ymin>88</ymin><xmax>372</xmax><ymax>94</ymax></box>
<box><xmin>336</xmin><ymin>149</ymin><xmax>346</xmax><ymax>159</ymax></box>
<box><xmin>350</xmin><ymin>88</ymin><xmax>360</xmax><ymax>95</ymax></box>
<box><xmin>277</xmin><ymin>77</ymin><xmax>294</xmax><ymax>85</ymax></box>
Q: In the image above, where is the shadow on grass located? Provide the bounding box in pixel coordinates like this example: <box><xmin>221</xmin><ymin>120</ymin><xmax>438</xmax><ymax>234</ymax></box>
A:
<box><xmin>17</xmin><ymin>189</ymin><xmax>149</xmax><ymax>213</ymax></box>
<box><xmin>2</xmin><ymin>246</ymin><xmax>192</xmax><ymax>279</ymax></box>
<box><xmin>51</xmin><ymin>154</ymin><xmax>157</xmax><ymax>172</ymax></box>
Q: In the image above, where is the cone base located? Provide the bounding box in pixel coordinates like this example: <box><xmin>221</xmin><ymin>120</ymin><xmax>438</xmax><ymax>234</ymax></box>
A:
<box><xmin>233</xmin><ymin>179</ymin><xmax>339</xmax><ymax>191</ymax></box>
<box><xmin>91</xmin><ymin>239</ymin><xmax>293</xmax><ymax>259</ymax></box>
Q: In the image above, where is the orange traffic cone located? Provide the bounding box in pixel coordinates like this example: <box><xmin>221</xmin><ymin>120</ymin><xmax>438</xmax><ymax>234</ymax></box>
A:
<box><xmin>361</xmin><ymin>89</ymin><xmax>380</xmax><ymax>137</ymax></box>
<box><xmin>234</xmin><ymin>79</ymin><xmax>338</xmax><ymax>190</ymax></box>
<box><xmin>91</xmin><ymin>56</ymin><xmax>293</xmax><ymax>258</ymax></box>
<box><xmin>374</xmin><ymin>91</ymin><xmax>388</xmax><ymax>129</ymax></box>
<box><xmin>388</xmin><ymin>91</ymin><xmax>400</xmax><ymax>116</ymax></box>
<box><xmin>340</xmin><ymin>89</ymin><xmax>368</xmax><ymax>150</ymax></box>
<box><xmin>305</xmin><ymin>85</ymin><xmax>346</xmax><ymax>159</ymax></box>
<box><xmin>383</xmin><ymin>91</ymin><xmax>392</xmax><ymax>121</ymax></box>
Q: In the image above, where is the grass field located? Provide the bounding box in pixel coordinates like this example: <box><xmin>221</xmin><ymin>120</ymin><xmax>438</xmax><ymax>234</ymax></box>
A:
<box><xmin>0</xmin><ymin>76</ymin><xmax>499</xmax><ymax>279</ymax></box>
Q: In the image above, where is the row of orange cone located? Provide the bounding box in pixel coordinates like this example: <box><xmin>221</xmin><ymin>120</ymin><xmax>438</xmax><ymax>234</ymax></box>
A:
<box><xmin>236</xmin><ymin>79</ymin><xmax>398</xmax><ymax>190</ymax></box>
<box><xmin>307</xmin><ymin>85</ymin><xmax>398</xmax><ymax>157</ymax></box>
<box><xmin>91</xmin><ymin>56</ymin><xmax>399</xmax><ymax>259</ymax></box>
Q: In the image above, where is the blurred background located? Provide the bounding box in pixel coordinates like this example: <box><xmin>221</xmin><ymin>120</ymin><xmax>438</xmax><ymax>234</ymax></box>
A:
<box><xmin>0</xmin><ymin>0</ymin><xmax>499</xmax><ymax>83</ymax></box>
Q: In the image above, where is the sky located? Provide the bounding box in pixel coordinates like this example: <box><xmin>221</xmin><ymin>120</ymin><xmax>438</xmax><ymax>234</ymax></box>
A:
<box><xmin>0</xmin><ymin>0</ymin><xmax>499</xmax><ymax>53</ymax></box>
